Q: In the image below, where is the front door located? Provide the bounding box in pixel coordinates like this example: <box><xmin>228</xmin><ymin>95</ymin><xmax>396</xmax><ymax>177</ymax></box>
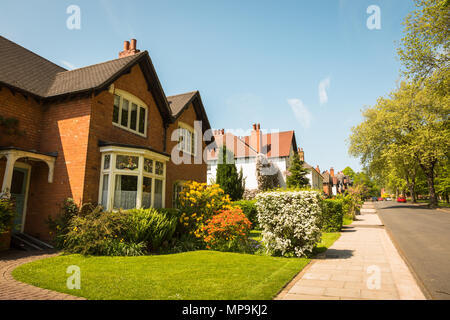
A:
<box><xmin>10</xmin><ymin>167</ymin><xmax>29</xmax><ymax>232</ymax></box>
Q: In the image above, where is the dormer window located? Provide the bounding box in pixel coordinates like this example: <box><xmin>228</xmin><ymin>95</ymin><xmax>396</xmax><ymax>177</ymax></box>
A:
<box><xmin>112</xmin><ymin>89</ymin><xmax>147</xmax><ymax>137</ymax></box>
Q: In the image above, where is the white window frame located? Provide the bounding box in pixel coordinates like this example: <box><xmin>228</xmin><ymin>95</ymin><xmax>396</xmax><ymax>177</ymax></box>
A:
<box><xmin>177</xmin><ymin>122</ymin><xmax>197</xmax><ymax>156</ymax></box>
<box><xmin>172</xmin><ymin>180</ymin><xmax>186</xmax><ymax>208</ymax></box>
<box><xmin>98</xmin><ymin>146</ymin><xmax>168</xmax><ymax>211</ymax></box>
<box><xmin>112</xmin><ymin>89</ymin><xmax>148</xmax><ymax>137</ymax></box>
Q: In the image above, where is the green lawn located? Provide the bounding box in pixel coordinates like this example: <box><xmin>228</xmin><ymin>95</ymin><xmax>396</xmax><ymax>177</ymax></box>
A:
<box><xmin>13</xmin><ymin>230</ymin><xmax>341</xmax><ymax>300</ymax></box>
<box><xmin>313</xmin><ymin>232</ymin><xmax>341</xmax><ymax>255</ymax></box>
<box><xmin>13</xmin><ymin>251</ymin><xmax>310</xmax><ymax>300</ymax></box>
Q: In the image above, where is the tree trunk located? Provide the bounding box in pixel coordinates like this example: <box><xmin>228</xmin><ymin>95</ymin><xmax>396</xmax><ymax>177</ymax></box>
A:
<box><xmin>421</xmin><ymin>164</ymin><xmax>438</xmax><ymax>208</ymax></box>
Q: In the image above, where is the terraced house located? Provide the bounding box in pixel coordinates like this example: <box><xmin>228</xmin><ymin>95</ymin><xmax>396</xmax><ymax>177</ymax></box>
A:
<box><xmin>0</xmin><ymin>37</ymin><xmax>212</xmax><ymax>242</ymax></box>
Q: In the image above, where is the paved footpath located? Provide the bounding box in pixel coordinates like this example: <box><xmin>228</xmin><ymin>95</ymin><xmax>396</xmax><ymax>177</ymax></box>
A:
<box><xmin>0</xmin><ymin>250</ymin><xmax>84</xmax><ymax>300</ymax></box>
<box><xmin>277</xmin><ymin>202</ymin><xmax>426</xmax><ymax>300</ymax></box>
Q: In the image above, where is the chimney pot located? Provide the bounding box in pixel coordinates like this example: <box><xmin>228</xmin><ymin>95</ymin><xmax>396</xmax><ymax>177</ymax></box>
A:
<box><xmin>124</xmin><ymin>41</ymin><xmax>130</xmax><ymax>51</ymax></box>
<box><xmin>257</xmin><ymin>123</ymin><xmax>260</xmax><ymax>130</ymax></box>
<box><xmin>252</xmin><ymin>124</ymin><xmax>257</xmax><ymax>131</ymax></box>
<box><xmin>130</xmin><ymin>39</ymin><xmax>137</xmax><ymax>50</ymax></box>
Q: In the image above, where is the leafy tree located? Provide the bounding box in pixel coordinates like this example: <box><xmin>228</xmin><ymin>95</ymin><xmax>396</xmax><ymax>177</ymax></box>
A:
<box><xmin>286</xmin><ymin>152</ymin><xmax>309</xmax><ymax>189</ymax></box>
<box><xmin>398</xmin><ymin>0</ymin><xmax>449</xmax><ymax>81</ymax></box>
<box><xmin>342</xmin><ymin>167</ymin><xmax>356</xmax><ymax>180</ymax></box>
<box><xmin>349</xmin><ymin>81</ymin><xmax>450</xmax><ymax>207</ymax></box>
<box><xmin>435</xmin><ymin>159</ymin><xmax>450</xmax><ymax>202</ymax></box>
<box><xmin>216</xmin><ymin>146</ymin><xmax>245</xmax><ymax>201</ymax></box>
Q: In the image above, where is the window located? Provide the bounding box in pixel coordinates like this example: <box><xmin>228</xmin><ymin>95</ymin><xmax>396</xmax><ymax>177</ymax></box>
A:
<box><xmin>101</xmin><ymin>174</ymin><xmax>109</xmax><ymax>207</ymax></box>
<box><xmin>172</xmin><ymin>181</ymin><xmax>185</xmax><ymax>208</ymax></box>
<box><xmin>154</xmin><ymin>179</ymin><xmax>163</xmax><ymax>209</ymax></box>
<box><xmin>112</xmin><ymin>90</ymin><xmax>147</xmax><ymax>136</ymax></box>
<box><xmin>114</xmin><ymin>175</ymin><xmax>138</xmax><ymax>209</ymax></box>
<box><xmin>178</xmin><ymin>123</ymin><xmax>197</xmax><ymax>155</ymax></box>
<box><xmin>99</xmin><ymin>148</ymin><xmax>168</xmax><ymax>211</ymax></box>
<box><xmin>142</xmin><ymin>177</ymin><xmax>152</xmax><ymax>209</ymax></box>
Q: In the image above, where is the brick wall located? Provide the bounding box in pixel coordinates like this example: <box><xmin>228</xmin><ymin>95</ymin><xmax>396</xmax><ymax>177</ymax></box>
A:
<box><xmin>83</xmin><ymin>64</ymin><xmax>167</xmax><ymax>204</ymax></box>
<box><xmin>0</xmin><ymin>88</ymin><xmax>42</xmax><ymax>150</ymax></box>
<box><xmin>27</xmin><ymin>96</ymin><xmax>92</xmax><ymax>239</ymax></box>
<box><xmin>165</xmin><ymin>102</ymin><xmax>207</xmax><ymax>207</ymax></box>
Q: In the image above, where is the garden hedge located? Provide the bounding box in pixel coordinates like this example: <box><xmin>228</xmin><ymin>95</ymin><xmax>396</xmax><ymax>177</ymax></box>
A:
<box><xmin>321</xmin><ymin>199</ymin><xmax>344</xmax><ymax>232</ymax></box>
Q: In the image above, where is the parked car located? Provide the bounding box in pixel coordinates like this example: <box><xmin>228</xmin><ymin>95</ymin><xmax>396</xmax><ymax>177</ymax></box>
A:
<box><xmin>386</xmin><ymin>197</ymin><xmax>392</xmax><ymax>201</ymax></box>
<box><xmin>397</xmin><ymin>197</ymin><xmax>407</xmax><ymax>203</ymax></box>
<box><xmin>378</xmin><ymin>197</ymin><xmax>384</xmax><ymax>201</ymax></box>
<box><xmin>371</xmin><ymin>196</ymin><xmax>378</xmax><ymax>202</ymax></box>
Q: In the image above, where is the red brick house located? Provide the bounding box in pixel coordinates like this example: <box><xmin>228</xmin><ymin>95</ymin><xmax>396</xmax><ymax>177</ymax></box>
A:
<box><xmin>0</xmin><ymin>36</ymin><xmax>212</xmax><ymax>241</ymax></box>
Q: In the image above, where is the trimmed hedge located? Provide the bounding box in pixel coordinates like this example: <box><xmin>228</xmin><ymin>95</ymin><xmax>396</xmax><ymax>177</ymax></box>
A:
<box><xmin>321</xmin><ymin>199</ymin><xmax>344</xmax><ymax>232</ymax></box>
<box><xmin>233</xmin><ymin>200</ymin><xmax>258</xmax><ymax>228</ymax></box>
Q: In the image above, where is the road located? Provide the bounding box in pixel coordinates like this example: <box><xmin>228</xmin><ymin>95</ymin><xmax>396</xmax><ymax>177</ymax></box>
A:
<box><xmin>376</xmin><ymin>201</ymin><xmax>450</xmax><ymax>300</ymax></box>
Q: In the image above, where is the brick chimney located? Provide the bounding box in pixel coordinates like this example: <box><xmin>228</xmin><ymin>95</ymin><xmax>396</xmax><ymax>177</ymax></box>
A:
<box><xmin>316</xmin><ymin>165</ymin><xmax>320</xmax><ymax>173</ymax></box>
<box><xmin>250</xmin><ymin>123</ymin><xmax>262</xmax><ymax>153</ymax></box>
<box><xmin>330</xmin><ymin>167</ymin><xmax>335</xmax><ymax>177</ymax></box>
<box><xmin>119</xmin><ymin>39</ymin><xmax>141</xmax><ymax>58</ymax></box>
<box><xmin>298</xmin><ymin>148</ymin><xmax>305</xmax><ymax>161</ymax></box>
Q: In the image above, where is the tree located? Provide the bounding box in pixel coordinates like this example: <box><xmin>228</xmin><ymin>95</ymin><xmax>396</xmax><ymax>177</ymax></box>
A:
<box><xmin>286</xmin><ymin>152</ymin><xmax>309</xmax><ymax>189</ymax></box>
<box><xmin>349</xmin><ymin>81</ymin><xmax>450</xmax><ymax>207</ymax></box>
<box><xmin>397</xmin><ymin>0</ymin><xmax>449</xmax><ymax>81</ymax></box>
<box><xmin>216</xmin><ymin>146</ymin><xmax>245</xmax><ymax>201</ymax></box>
<box><xmin>342</xmin><ymin>167</ymin><xmax>356</xmax><ymax>180</ymax></box>
<box><xmin>256</xmin><ymin>155</ymin><xmax>279</xmax><ymax>191</ymax></box>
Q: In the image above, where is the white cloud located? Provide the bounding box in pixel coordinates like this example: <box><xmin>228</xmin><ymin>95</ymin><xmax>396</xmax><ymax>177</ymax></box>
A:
<box><xmin>287</xmin><ymin>98</ymin><xmax>312</xmax><ymax>129</ymax></box>
<box><xmin>318</xmin><ymin>77</ymin><xmax>331</xmax><ymax>105</ymax></box>
<box><xmin>61</xmin><ymin>60</ymin><xmax>76</xmax><ymax>70</ymax></box>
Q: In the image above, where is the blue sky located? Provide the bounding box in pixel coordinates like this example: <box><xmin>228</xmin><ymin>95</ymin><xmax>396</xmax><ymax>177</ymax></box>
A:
<box><xmin>0</xmin><ymin>0</ymin><xmax>415</xmax><ymax>172</ymax></box>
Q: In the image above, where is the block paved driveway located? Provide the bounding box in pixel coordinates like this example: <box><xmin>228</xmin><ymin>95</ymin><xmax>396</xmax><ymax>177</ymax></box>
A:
<box><xmin>0</xmin><ymin>250</ymin><xmax>84</xmax><ymax>300</ymax></box>
<box><xmin>277</xmin><ymin>203</ymin><xmax>426</xmax><ymax>300</ymax></box>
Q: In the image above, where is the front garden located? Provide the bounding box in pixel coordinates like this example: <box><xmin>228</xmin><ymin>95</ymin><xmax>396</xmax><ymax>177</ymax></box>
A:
<box><xmin>10</xmin><ymin>180</ymin><xmax>361</xmax><ymax>300</ymax></box>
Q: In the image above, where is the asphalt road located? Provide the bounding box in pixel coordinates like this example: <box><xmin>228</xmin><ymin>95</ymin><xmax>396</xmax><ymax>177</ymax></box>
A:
<box><xmin>376</xmin><ymin>201</ymin><xmax>450</xmax><ymax>300</ymax></box>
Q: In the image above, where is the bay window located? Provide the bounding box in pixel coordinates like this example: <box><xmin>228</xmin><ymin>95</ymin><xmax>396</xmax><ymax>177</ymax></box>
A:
<box><xmin>99</xmin><ymin>146</ymin><xmax>168</xmax><ymax>211</ymax></box>
<box><xmin>112</xmin><ymin>89</ymin><xmax>148</xmax><ymax>137</ymax></box>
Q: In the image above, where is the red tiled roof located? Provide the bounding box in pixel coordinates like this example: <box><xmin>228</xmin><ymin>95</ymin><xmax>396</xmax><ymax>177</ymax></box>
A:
<box><xmin>207</xmin><ymin>132</ymin><xmax>257</xmax><ymax>159</ymax></box>
<box><xmin>207</xmin><ymin>130</ymin><xmax>296</xmax><ymax>160</ymax></box>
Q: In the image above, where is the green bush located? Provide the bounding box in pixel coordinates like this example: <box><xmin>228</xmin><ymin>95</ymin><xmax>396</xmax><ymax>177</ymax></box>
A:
<box><xmin>321</xmin><ymin>199</ymin><xmax>344</xmax><ymax>232</ymax></box>
<box><xmin>52</xmin><ymin>200</ymin><xmax>180</xmax><ymax>256</ymax></box>
<box><xmin>47</xmin><ymin>198</ymin><xmax>80</xmax><ymax>249</ymax></box>
<box><xmin>125</xmin><ymin>208</ymin><xmax>178</xmax><ymax>251</ymax></box>
<box><xmin>0</xmin><ymin>198</ymin><xmax>15</xmax><ymax>233</ymax></box>
<box><xmin>233</xmin><ymin>200</ymin><xmax>258</xmax><ymax>228</ymax></box>
<box><xmin>63</xmin><ymin>206</ymin><xmax>129</xmax><ymax>256</ymax></box>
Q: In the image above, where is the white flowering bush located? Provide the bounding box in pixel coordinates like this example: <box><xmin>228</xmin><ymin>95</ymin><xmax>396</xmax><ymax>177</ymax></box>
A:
<box><xmin>256</xmin><ymin>190</ymin><xmax>322</xmax><ymax>257</ymax></box>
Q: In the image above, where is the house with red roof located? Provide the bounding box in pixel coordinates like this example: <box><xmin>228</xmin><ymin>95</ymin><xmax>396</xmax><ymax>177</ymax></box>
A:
<box><xmin>206</xmin><ymin>123</ymin><xmax>323</xmax><ymax>190</ymax></box>
<box><xmin>0</xmin><ymin>36</ymin><xmax>212</xmax><ymax>244</ymax></box>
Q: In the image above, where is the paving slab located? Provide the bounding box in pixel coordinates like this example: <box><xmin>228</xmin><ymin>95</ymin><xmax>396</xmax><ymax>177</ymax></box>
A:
<box><xmin>277</xmin><ymin>204</ymin><xmax>426</xmax><ymax>300</ymax></box>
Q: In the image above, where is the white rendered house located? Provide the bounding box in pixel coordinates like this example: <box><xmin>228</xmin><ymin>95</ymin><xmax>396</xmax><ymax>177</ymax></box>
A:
<box><xmin>206</xmin><ymin>124</ymin><xmax>323</xmax><ymax>191</ymax></box>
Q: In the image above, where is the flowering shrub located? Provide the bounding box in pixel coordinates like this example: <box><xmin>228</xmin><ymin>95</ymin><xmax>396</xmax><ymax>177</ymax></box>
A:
<box><xmin>177</xmin><ymin>181</ymin><xmax>233</xmax><ymax>239</ymax></box>
<box><xmin>232</xmin><ymin>200</ymin><xmax>258</xmax><ymax>228</ymax></box>
<box><xmin>0</xmin><ymin>198</ymin><xmax>15</xmax><ymax>233</ymax></box>
<box><xmin>203</xmin><ymin>207</ymin><xmax>252</xmax><ymax>252</ymax></box>
<box><xmin>256</xmin><ymin>190</ymin><xmax>322</xmax><ymax>257</ymax></box>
